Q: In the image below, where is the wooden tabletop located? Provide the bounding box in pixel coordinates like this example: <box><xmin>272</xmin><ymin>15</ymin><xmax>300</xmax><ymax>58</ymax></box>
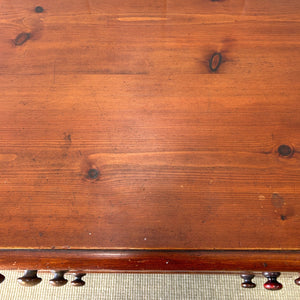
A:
<box><xmin>1</xmin><ymin>0</ymin><xmax>300</xmax><ymax>255</ymax></box>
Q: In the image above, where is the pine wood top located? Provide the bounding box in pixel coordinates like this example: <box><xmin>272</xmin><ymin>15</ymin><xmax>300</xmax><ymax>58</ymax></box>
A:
<box><xmin>0</xmin><ymin>0</ymin><xmax>300</xmax><ymax>251</ymax></box>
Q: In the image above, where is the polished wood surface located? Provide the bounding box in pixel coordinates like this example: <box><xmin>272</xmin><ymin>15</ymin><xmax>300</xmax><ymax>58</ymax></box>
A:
<box><xmin>0</xmin><ymin>0</ymin><xmax>300</xmax><ymax>268</ymax></box>
<box><xmin>0</xmin><ymin>250</ymin><xmax>299</xmax><ymax>272</ymax></box>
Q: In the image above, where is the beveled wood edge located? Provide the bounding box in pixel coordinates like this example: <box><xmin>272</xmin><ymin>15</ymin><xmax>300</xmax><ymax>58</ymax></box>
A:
<box><xmin>0</xmin><ymin>250</ymin><xmax>299</xmax><ymax>272</ymax></box>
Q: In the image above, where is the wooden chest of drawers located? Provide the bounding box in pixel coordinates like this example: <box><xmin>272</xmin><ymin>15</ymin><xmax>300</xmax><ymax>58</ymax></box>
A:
<box><xmin>0</xmin><ymin>0</ymin><xmax>299</xmax><ymax>290</ymax></box>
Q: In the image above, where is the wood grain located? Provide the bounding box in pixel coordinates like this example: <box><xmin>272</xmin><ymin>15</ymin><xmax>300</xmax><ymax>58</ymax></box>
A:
<box><xmin>0</xmin><ymin>250</ymin><xmax>299</xmax><ymax>272</ymax></box>
<box><xmin>0</xmin><ymin>0</ymin><xmax>299</xmax><ymax>256</ymax></box>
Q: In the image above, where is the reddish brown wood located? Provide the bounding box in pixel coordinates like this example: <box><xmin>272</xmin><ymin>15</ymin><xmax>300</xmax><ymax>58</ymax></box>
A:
<box><xmin>263</xmin><ymin>272</ymin><xmax>282</xmax><ymax>290</ymax></box>
<box><xmin>0</xmin><ymin>0</ymin><xmax>299</xmax><ymax>271</ymax></box>
<box><xmin>0</xmin><ymin>250</ymin><xmax>297</xmax><ymax>271</ymax></box>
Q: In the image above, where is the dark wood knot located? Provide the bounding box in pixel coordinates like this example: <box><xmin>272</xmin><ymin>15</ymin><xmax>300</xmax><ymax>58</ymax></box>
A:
<box><xmin>88</xmin><ymin>168</ymin><xmax>99</xmax><ymax>179</ymax></box>
<box><xmin>49</xmin><ymin>271</ymin><xmax>68</xmax><ymax>287</ymax></box>
<box><xmin>17</xmin><ymin>270</ymin><xmax>42</xmax><ymax>287</ymax></box>
<box><xmin>263</xmin><ymin>272</ymin><xmax>283</xmax><ymax>290</ymax></box>
<box><xmin>14</xmin><ymin>33</ymin><xmax>31</xmax><ymax>46</ymax></box>
<box><xmin>277</xmin><ymin>144</ymin><xmax>293</xmax><ymax>157</ymax></box>
<box><xmin>209</xmin><ymin>52</ymin><xmax>222</xmax><ymax>72</ymax></box>
<box><xmin>240</xmin><ymin>273</ymin><xmax>256</xmax><ymax>288</ymax></box>
<box><xmin>35</xmin><ymin>6</ymin><xmax>44</xmax><ymax>13</ymax></box>
<box><xmin>71</xmin><ymin>273</ymin><xmax>86</xmax><ymax>286</ymax></box>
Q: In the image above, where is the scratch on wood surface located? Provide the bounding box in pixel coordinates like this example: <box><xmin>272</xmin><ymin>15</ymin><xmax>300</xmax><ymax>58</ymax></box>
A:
<box><xmin>53</xmin><ymin>60</ymin><xmax>56</xmax><ymax>84</ymax></box>
<box><xmin>0</xmin><ymin>154</ymin><xmax>17</xmax><ymax>162</ymax></box>
<box><xmin>117</xmin><ymin>17</ymin><xmax>168</xmax><ymax>22</ymax></box>
<box><xmin>86</xmin><ymin>0</ymin><xmax>91</xmax><ymax>14</ymax></box>
<box><xmin>72</xmin><ymin>192</ymin><xmax>76</xmax><ymax>206</ymax></box>
<box><xmin>92</xmin><ymin>94</ymin><xmax>102</xmax><ymax>113</ymax></box>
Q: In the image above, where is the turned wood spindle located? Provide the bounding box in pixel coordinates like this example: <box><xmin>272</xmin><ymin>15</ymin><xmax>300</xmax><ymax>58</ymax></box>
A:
<box><xmin>295</xmin><ymin>274</ymin><xmax>300</xmax><ymax>285</ymax></box>
<box><xmin>263</xmin><ymin>272</ymin><xmax>283</xmax><ymax>290</ymax></box>
<box><xmin>49</xmin><ymin>270</ymin><xmax>68</xmax><ymax>287</ymax></box>
<box><xmin>17</xmin><ymin>270</ymin><xmax>42</xmax><ymax>287</ymax></box>
<box><xmin>71</xmin><ymin>273</ymin><xmax>86</xmax><ymax>286</ymax></box>
<box><xmin>0</xmin><ymin>274</ymin><xmax>5</xmax><ymax>284</ymax></box>
<box><xmin>240</xmin><ymin>273</ymin><xmax>256</xmax><ymax>288</ymax></box>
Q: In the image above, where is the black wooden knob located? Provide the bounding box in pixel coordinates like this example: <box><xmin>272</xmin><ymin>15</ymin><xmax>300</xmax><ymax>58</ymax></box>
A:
<box><xmin>17</xmin><ymin>270</ymin><xmax>42</xmax><ymax>287</ymax></box>
<box><xmin>71</xmin><ymin>273</ymin><xmax>86</xmax><ymax>286</ymax></box>
<box><xmin>263</xmin><ymin>272</ymin><xmax>283</xmax><ymax>290</ymax></box>
<box><xmin>49</xmin><ymin>271</ymin><xmax>68</xmax><ymax>287</ymax></box>
<box><xmin>240</xmin><ymin>273</ymin><xmax>256</xmax><ymax>288</ymax></box>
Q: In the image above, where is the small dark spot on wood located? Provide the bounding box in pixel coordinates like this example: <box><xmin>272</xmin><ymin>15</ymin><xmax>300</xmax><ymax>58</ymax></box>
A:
<box><xmin>64</xmin><ymin>133</ymin><xmax>72</xmax><ymax>142</ymax></box>
<box><xmin>35</xmin><ymin>6</ymin><xmax>44</xmax><ymax>13</ymax></box>
<box><xmin>222</xmin><ymin>37</ymin><xmax>237</xmax><ymax>44</ymax></box>
<box><xmin>280</xmin><ymin>215</ymin><xmax>287</xmax><ymax>221</ymax></box>
<box><xmin>209</xmin><ymin>52</ymin><xmax>222</xmax><ymax>72</ymax></box>
<box><xmin>263</xmin><ymin>263</ymin><xmax>268</xmax><ymax>268</ymax></box>
<box><xmin>14</xmin><ymin>32</ymin><xmax>31</xmax><ymax>46</ymax></box>
<box><xmin>39</xmin><ymin>232</ymin><xmax>44</xmax><ymax>237</ymax></box>
<box><xmin>277</xmin><ymin>144</ymin><xmax>293</xmax><ymax>157</ymax></box>
<box><xmin>88</xmin><ymin>168</ymin><xmax>99</xmax><ymax>179</ymax></box>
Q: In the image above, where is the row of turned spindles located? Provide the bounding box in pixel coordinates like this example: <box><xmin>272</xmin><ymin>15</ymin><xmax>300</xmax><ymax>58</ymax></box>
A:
<box><xmin>241</xmin><ymin>272</ymin><xmax>300</xmax><ymax>290</ymax></box>
<box><xmin>0</xmin><ymin>271</ymin><xmax>298</xmax><ymax>289</ymax></box>
<box><xmin>0</xmin><ymin>271</ymin><xmax>86</xmax><ymax>287</ymax></box>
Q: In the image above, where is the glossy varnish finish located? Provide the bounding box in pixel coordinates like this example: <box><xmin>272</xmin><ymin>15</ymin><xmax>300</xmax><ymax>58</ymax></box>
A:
<box><xmin>0</xmin><ymin>0</ymin><xmax>300</xmax><ymax>269</ymax></box>
<box><xmin>1</xmin><ymin>250</ymin><xmax>300</xmax><ymax>272</ymax></box>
